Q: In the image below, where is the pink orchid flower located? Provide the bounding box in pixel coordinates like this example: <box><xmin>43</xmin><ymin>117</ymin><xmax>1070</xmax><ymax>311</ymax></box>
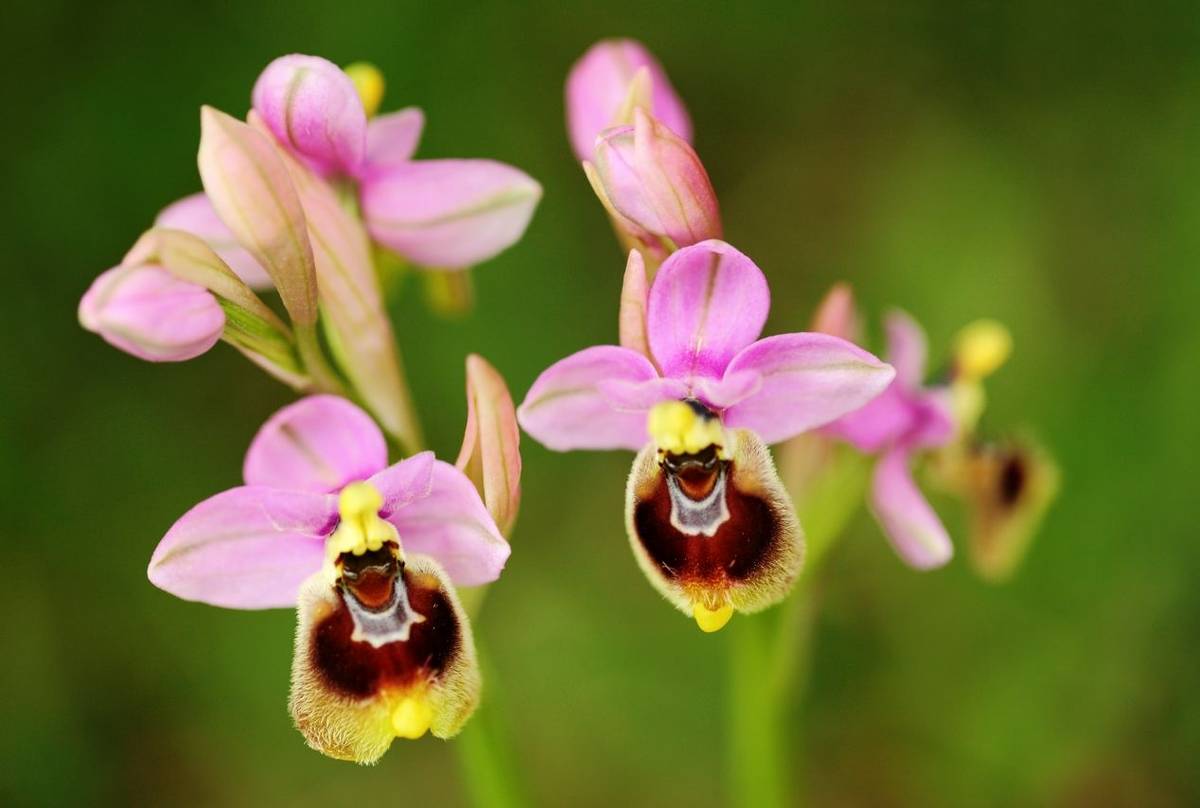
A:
<box><xmin>823</xmin><ymin>310</ymin><xmax>958</xmax><ymax>569</ymax></box>
<box><xmin>518</xmin><ymin>240</ymin><xmax>894</xmax><ymax>631</ymax></box>
<box><xmin>247</xmin><ymin>53</ymin><xmax>542</xmax><ymax>270</ymax></box>
<box><xmin>148</xmin><ymin>395</ymin><xmax>509</xmax><ymax>762</ymax></box>
<box><xmin>566</xmin><ymin>38</ymin><xmax>693</xmax><ymax>162</ymax></box>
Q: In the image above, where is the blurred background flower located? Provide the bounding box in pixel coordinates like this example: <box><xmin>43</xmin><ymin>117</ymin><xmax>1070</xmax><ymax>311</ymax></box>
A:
<box><xmin>4</xmin><ymin>1</ymin><xmax>1198</xmax><ymax>806</ymax></box>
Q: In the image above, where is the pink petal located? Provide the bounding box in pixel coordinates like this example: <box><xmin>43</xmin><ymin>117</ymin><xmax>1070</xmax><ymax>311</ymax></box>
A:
<box><xmin>692</xmin><ymin>370</ymin><xmax>762</xmax><ymax>410</ymax></box>
<box><xmin>360</xmin><ymin>159</ymin><xmax>542</xmax><ymax>269</ymax></box>
<box><xmin>251</xmin><ymin>54</ymin><xmax>366</xmax><ymax>176</ymax></box>
<box><xmin>367</xmin><ymin>451</ymin><xmax>436</xmax><ymax>519</ymax></box>
<box><xmin>518</xmin><ymin>345</ymin><xmax>662</xmax><ymax>451</ymax></box>
<box><xmin>721</xmin><ymin>333</ymin><xmax>896</xmax><ymax>444</ymax></box>
<box><xmin>365</xmin><ymin>107</ymin><xmax>425</xmax><ymax>171</ymax></box>
<box><xmin>823</xmin><ymin>383</ymin><xmax>914</xmax><ymax>454</ymax></box>
<box><xmin>870</xmin><ymin>447</ymin><xmax>953</xmax><ymax>569</ymax></box>
<box><xmin>155</xmin><ymin>193</ymin><xmax>273</xmax><ymax>289</ymax></box>
<box><xmin>148</xmin><ymin>486</ymin><xmax>335</xmax><ymax>609</ymax></box>
<box><xmin>565</xmin><ymin>38</ymin><xmax>692</xmax><ymax>162</ymax></box>
<box><xmin>885</xmin><ymin>309</ymin><xmax>928</xmax><ymax>389</ymax></box>
<box><xmin>243</xmin><ymin>395</ymin><xmax>388</xmax><ymax>493</ymax></box>
<box><xmin>646</xmin><ymin>240</ymin><xmax>769</xmax><ymax>380</ymax></box>
<box><xmin>79</xmin><ymin>263</ymin><xmax>224</xmax><ymax>362</ymax></box>
<box><xmin>387</xmin><ymin>461</ymin><xmax>510</xmax><ymax>586</ymax></box>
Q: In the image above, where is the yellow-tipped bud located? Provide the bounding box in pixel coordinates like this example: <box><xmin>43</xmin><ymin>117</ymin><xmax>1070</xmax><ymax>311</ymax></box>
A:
<box><xmin>648</xmin><ymin>401</ymin><xmax>726</xmax><ymax>456</ymax></box>
<box><xmin>326</xmin><ymin>482</ymin><xmax>398</xmax><ymax>559</ymax></box>
<box><xmin>344</xmin><ymin>62</ymin><xmax>386</xmax><ymax>118</ymax></box>
<box><xmin>954</xmin><ymin>319</ymin><xmax>1012</xmax><ymax>382</ymax></box>
<box><xmin>693</xmin><ymin>601</ymin><xmax>733</xmax><ymax>633</ymax></box>
<box><xmin>391</xmin><ymin>696</ymin><xmax>433</xmax><ymax>740</ymax></box>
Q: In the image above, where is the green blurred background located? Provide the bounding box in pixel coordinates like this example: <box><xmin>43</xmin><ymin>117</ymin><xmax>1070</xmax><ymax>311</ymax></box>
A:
<box><xmin>4</xmin><ymin>1</ymin><xmax>1198</xmax><ymax>805</ymax></box>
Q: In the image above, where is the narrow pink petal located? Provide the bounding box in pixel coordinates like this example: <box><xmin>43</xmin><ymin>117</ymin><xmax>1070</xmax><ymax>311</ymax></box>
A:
<box><xmin>387</xmin><ymin>461</ymin><xmax>510</xmax><ymax>586</ymax></box>
<box><xmin>155</xmin><ymin>193</ymin><xmax>273</xmax><ymax>289</ymax></box>
<box><xmin>885</xmin><ymin>309</ymin><xmax>928</xmax><ymax>389</ymax></box>
<box><xmin>361</xmin><ymin>159</ymin><xmax>542</xmax><ymax>269</ymax></box>
<box><xmin>870</xmin><ymin>447</ymin><xmax>953</xmax><ymax>569</ymax></box>
<box><xmin>618</xmin><ymin>249</ymin><xmax>652</xmax><ymax>360</ymax></box>
<box><xmin>722</xmin><ymin>333</ymin><xmax>896</xmax><ymax>444</ymax></box>
<box><xmin>367</xmin><ymin>451</ymin><xmax>435</xmax><ymax>519</ymax></box>
<box><xmin>692</xmin><ymin>370</ymin><xmax>762</xmax><ymax>410</ymax></box>
<box><xmin>243</xmin><ymin>395</ymin><xmax>388</xmax><ymax>493</ymax></box>
<box><xmin>646</xmin><ymin>240</ymin><xmax>769</xmax><ymax>379</ymax></box>
<box><xmin>565</xmin><ymin>38</ymin><xmax>692</xmax><ymax>162</ymax></box>
<box><xmin>251</xmin><ymin>54</ymin><xmax>366</xmax><ymax>176</ymax></box>
<box><xmin>823</xmin><ymin>383</ymin><xmax>913</xmax><ymax>453</ymax></box>
<box><xmin>455</xmin><ymin>355</ymin><xmax>522</xmax><ymax>537</ymax></box>
<box><xmin>365</xmin><ymin>107</ymin><xmax>425</xmax><ymax>171</ymax></box>
<box><xmin>517</xmin><ymin>345</ymin><xmax>661</xmax><ymax>451</ymax></box>
<box><xmin>148</xmin><ymin>486</ymin><xmax>335</xmax><ymax>609</ymax></box>
<box><xmin>596</xmin><ymin>375</ymin><xmax>689</xmax><ymax>411</ymax></box>
<box><xmin>79</xmin><ymin>264</ymin><xmax>224</xmax><ymax>362</ymax></box>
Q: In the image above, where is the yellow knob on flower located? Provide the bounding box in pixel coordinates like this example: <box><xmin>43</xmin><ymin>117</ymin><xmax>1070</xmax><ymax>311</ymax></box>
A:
<box><xmin>344</xmin><ymin>62</ymin><xmax>386</xmax><ymax>118</ymax></box>
<box><xmin>954</xmin><ymin>319</ymin><xmax>1012</xmax><ymax>382</ymax></box>
<box><xmin>391</xmin><ymin>695</ymin><xmax>433</xmax><ymax>740</ymax></box>
<box><xmin>648</xmin><ymin>400</ymin><xmax>726</xmax><ymax>456</ymax></box>
<box><xmin>326</xmin><ymin>481</ymin><xmax>399</xmax><ymax>559</ymax></box>
<box><xmin>692</xmin><ymin>601</ymin><xmax>733</xmax><ymax>633</ymax></box>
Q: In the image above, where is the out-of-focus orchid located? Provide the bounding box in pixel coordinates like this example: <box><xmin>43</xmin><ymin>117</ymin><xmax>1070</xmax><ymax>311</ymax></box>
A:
<box><xmin>823</xmin><ymin>307</ymin><xmax>958</xmax><ymax>570</ymax></box>
<box><xmin>248</xmin><ymin>54</ymin><xmax>542</xmax><ymax>271</ymax></box>
<box><xmin>518</xmin><ymin>241</ymin><xmax>894</xmax><ymax>631</ymax></box>
<box><xmin>148</xmin><ymin>395</ymin><xmax>510</xmax><ymax>762</ymax></box>
<box><xmin>927</xmin><ymin>320</ymin><xmax>1059</xmax><ymax>581</ymax></box>
<box><xmin>584</xmin><ymin>108</ymin><xmax>721</xmax><ymax>261</ymax></box>
<box><xmin>566</xmin><ymin>38</ymin><xmax>693</xmax><ymax>162</ymax></box>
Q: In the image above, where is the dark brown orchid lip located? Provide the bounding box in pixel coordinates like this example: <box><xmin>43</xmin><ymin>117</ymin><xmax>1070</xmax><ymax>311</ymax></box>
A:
<box><xmin>633</xmin><ymin>451</ymin><xmax>778</xmax><ymax>586</ymax></box>
<box><xmin>311</xmin><ymin>565</ymin><xmax>462</xmax><ymax>701</ymax></box>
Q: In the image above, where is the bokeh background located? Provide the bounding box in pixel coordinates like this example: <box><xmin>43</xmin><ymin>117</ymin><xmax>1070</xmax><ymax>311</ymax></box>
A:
<box><xmin>4</xmin><ymin>1</ymin><xmax>1198</xmax><ymax>805</ymax></box>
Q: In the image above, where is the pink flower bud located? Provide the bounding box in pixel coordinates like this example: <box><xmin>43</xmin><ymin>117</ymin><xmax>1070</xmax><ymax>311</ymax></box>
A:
<box><xmin>79</xmin><ymin>263</ymin><xmax>224</xmax><ymax>362</ymax></box>
<box><xmin>251</xmin><ymin>54</ymin><xmax>366</xmax><ymax>176</ymax></box>
<box><xmin>566</xmin><ymin>39</ymin><xmax>692</xmax><ymax>162</ymax></box>
<box><xmin>589</xmin><ymin>109</ymin><xmax>721</xmax><ymax>253</ymax></box>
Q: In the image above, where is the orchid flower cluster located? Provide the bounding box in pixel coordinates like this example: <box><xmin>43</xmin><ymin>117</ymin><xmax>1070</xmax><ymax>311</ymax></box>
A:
<box><xmin>80</xmin><ymin>41</ymin><xmax>1059</xmax><ymax>769</ymax></box>
<box><xmin>79</xmin><ymin>55</ymin><xmax>532</xmax><ymax>763</ymax></box>
<box><xmin>518</xmin><ymin>39</ymin><xmax>1059</xmax><ymax>634</ymax></box>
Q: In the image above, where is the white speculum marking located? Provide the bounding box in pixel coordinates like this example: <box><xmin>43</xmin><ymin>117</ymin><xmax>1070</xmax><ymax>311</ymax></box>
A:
<box><xmin>344</xmin><ymin>579</ymin><xmax>426</xmax><ymax>649</ymax></box>
<box><xmin>666</xmin><ymin>468</ymin><xmax>731</xmax><ymax>537</ymax></box>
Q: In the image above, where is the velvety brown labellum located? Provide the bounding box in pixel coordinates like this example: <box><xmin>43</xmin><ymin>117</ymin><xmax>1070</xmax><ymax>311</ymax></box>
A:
<box><xmin>289</xmin><ymin>555</ymin><xmax>480</xmax><ymax>764</ymax></box>
<box><xmin>963</xmin><ymin>439</ymin><xmax>1059</xmax><ymax>582</ymax></box>
<box><xmin>625</xmin><ymin>428</ymin><xmax>803</xmax><ymax>616</ymax></box>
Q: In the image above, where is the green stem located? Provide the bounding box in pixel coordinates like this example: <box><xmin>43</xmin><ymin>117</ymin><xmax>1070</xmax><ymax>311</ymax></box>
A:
<box><xmin>728</xmin><ymin>615</ymin><xmax>789</xmax><ymax>808</ymax></box>
<box><xmin>294</xmin><ymin>322</ymin><xmax>345</xmax><ymax>395</ymax></box>
<box><xmin>457</xmin><ymin>643</ymin><xmax>528</xmax><ymax>808</ymax></box>
<box><xmin>727</xmin><ymin>589</ymin><xmax>818</xmax><ymax>808</ymax></box>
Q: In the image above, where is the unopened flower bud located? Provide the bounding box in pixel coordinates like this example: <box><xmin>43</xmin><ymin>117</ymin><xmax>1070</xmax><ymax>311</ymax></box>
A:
<box><xmin>79</xmin><ymin>263</ymin><xmax>224</xmax><ymax>362</ymax></box>
<box><xmin>252</xmin><ymin>54</ymin><xmax>367</xmax><ymax>176</ymax></box>
<box><xmin>588</xmin><ymin>109</ymin><xmax>720</xmax><ymax>255</ymax></box>
<box><xmin>566</xmin><ymin>38</ymin><xmax>692</xmax><ymax>162</ymax></box>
